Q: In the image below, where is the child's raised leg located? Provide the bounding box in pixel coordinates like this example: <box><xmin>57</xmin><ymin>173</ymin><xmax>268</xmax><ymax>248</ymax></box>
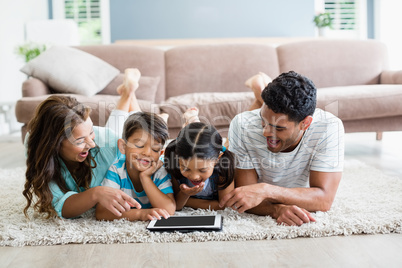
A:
<box><xmin>245</xmin><ymin>72</ymin><xmax>272</xmax><ymax>110</ymax></box>
<box><xmin>106</xmin><ymin>68</ymin><xmax>142</xmax><ymax>137</ymax></box>
<box><xmin>182</xmin><ymin>107</ymin><xmax>200</xmax><ymax>128</ymax></box>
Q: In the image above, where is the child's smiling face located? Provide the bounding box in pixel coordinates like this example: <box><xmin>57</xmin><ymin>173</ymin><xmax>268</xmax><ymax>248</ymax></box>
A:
<box><xmin>122</xmin><ymin>129</ymin><xmax>163</xmax><ymax>171</ymax></box>
<box><xmin>179</xmin><ymin>157</ymin><xmax>217</xmax><ymax>186</ymax></box>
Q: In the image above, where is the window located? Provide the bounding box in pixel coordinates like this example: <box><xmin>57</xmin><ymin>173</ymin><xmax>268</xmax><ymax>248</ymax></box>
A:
<box><xmin>316</xmin><ymin>0</ymin><xmax>367</xmax><ymax>39</ymax></box>
<box><xmin>52</xmin><ymin>0</ymin><xmax>110</xmax><ymax>44</ymax></box>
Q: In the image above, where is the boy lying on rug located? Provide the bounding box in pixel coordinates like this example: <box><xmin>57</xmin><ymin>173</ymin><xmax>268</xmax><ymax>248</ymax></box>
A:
<box><xmin>95</xmin><ymin>112</ymin><xmax>175</xmax><ymax>221</ymax></box>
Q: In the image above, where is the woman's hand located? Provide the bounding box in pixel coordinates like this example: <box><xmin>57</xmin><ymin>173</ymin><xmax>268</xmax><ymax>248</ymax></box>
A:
<box><xmin>139</xmin><ymin>208</ymin><xmax>170</xmax><ymax>221</ymax></box>
<box><xmin>95</xmin><ymin>186</ymin><xmax>141</xmax><ymax>217</ymax></box>
<box><xmin>179</xmin><ymin>182</ymin><xmax>205</xmax><ymax>196</ymax></box>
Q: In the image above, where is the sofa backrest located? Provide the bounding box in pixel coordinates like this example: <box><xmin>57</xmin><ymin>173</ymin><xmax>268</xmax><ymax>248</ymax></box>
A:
<box><xmin>276</xmin><ymin>39</ymin><xmax>389</xmax><ymax>88</ymax></box>
<box><xmin>76</xmin><ymin>45</ymin><xmax>166</xmax><ymax>103</ymax></box>
<box><xmin>164</xmin><ymin>44</ymin><xmax>280</xmax><ymax>99</ymax></box>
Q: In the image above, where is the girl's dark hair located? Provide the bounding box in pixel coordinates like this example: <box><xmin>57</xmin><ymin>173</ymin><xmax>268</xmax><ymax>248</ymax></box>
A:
<box><xmin>122</xmin><ymin>112</ymin><xmax>168</xmax><ymax>145</ymax></box>
<box><xmin>164</xmin><ymin>122</ymin><xmax>234</xmax><ymax>190</ymax></box>
<box><xmin>261</xmin><ymin>71</ymin><xmax>317</xmax><ymax>123</ymax></box>
<box><xmin>23</xmin><ymin>95</ymin><xmax>97</xmax><ymax>218</ymax></box>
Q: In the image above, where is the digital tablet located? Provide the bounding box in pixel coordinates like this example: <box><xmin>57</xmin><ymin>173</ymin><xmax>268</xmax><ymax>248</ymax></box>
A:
<box><xmin>147</xmin><ymin>215</ymin><xmax>223</xmax><ymax>232</ymax></box>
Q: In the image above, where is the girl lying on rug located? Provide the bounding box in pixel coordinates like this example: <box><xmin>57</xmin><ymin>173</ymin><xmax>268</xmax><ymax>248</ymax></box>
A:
<box><xmin>23</xmin><ymin>68</ymin><xmax>171</xmax><ymax>219</ymax></box>
<box><xmin>164</xmin><ymin>108</ymin><xmax>236</xmax><ymax>211</ymax></box>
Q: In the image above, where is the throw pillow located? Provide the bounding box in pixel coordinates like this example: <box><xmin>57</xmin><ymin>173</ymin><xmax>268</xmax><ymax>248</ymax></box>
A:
<box><xmin>20</xmin><ymin>46</ymin><xmax>120</xmax><ymax>96</ymax></box>
<box><xmin>159</xmin><ymin>92</ymin><xmax>255</xmax><ymax>128</ymax></box>
<box><xmin>99</xmin><ymin>74</ymin><xmax>160</xmax><ymax>102</ymax></box>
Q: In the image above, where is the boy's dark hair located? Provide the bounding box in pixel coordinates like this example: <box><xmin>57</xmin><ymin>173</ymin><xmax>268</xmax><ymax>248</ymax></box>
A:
<box><xmin>261</xmin><ymin>71</ymin><xmax>317</xmax><ymax>123</ymax></box>
<box><xmin>122</xmin><ymin>112</ymin><xmax>168</xmax><ymax>145</ymax></box>
<box><xmin>164</xmin><ymin>122</ymin><xmax>234</xmax><ymax>191</ymax></box>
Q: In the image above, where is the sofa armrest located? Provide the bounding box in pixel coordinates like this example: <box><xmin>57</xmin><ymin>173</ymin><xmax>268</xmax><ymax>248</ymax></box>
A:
<box><xmin>22</xmin><ymin>77</ymin><xmax>51</xmax><ymax>97</ymax></box>
<box><xmin>380</xmin><ymin>70</ymin><xmax>402</xmax><ymax>84</ymax></box>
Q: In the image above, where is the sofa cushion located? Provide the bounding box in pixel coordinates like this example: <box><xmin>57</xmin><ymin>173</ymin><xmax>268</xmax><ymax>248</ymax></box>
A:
<box><xmin>15</xmin><ymin>94</ymin><xmax>160</xmax><ymax>127</ymax></box>
<box><xmin>165</xmin><ymin>44</ymin><xmax>280</xmax><ymax>99</ymax></box>
<box><xmin>159</xmin><ymin>92</ymin><xmax>254</xmax><ymax>128</ymax></box>
<box><xmin>98</xmin><ymin>74</ymin><xmax>160</xmax><ymax>102</ymax></box>
<box><xmin>20</xmin><ymin>46</ymin><xmax>120</xmax><ymax>96</ymax></box>
<box><xmin>317</xmin><ymin>84</ymin><xmax>402</xmax><ymax>121</ymax></box>
<box><xmin>277</xmin><ymin>39</ymin><xmax>388</xmax><ymax>88</ymax></box>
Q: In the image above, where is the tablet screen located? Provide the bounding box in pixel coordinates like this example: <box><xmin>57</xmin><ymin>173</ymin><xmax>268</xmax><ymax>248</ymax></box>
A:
<box><xmin>154</xmin><ymin>216</ymin><xmax>215</xmax><ymax>227</ymax></box>
<box><xmin>147</xmin><ymin>215</ymin><xmax>222</xmax><ymax>232</ymax></box>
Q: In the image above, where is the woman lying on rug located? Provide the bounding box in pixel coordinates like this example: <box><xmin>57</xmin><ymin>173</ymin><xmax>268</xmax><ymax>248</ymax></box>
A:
<box><xmin>95</xmin><ymin>112</ymin><xmax>175</xmax><ymax>221</ymax></box>
<box><xmin>164</xmin><ymin>108</ymin><xmax>236</xmax><ymax>210</ymax></box>
<box><xmin>23</xmin><ymin>68</ymin><xmax>168</xmax><ymax>219</ymax></box>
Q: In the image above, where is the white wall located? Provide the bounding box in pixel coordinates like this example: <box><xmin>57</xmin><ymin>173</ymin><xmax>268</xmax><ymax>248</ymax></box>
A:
<box><xmin>376</xmin><ymin>0</ymin><xmax>402</xmax><ymax>70</ymax></box>
<box><xmin>0</xmin><ymin>0</ymin><xmax>48</xmax><ymax>104</ymax></box>
<box><xmin>0</xmin><ymin>0</ymin><xmax>48</xmax><ymax>135</ymax></box>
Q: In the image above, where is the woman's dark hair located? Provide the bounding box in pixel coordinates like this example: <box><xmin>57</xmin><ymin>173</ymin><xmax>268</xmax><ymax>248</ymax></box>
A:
<box><xmin>23</xmin><ymin>95</ymin><xmax>97</xmax><ymax>218</ymax></box>
<box><xmin>122</xmin><ymin>112</ymin><xmax>168</xmax><ymax>145</ymax></box>
<box><xmin>261</xmin><ymin>71</ymin><xmax>317</xmax><ymax>122</ymax></box>
<box><xmin>164</xmin><ymin>122</ymin><xmax>234</xmax><ymax>190</ymax></box>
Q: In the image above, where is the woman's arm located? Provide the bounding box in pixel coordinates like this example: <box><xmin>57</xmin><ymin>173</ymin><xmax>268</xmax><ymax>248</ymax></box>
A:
<box><xmin>96</xmin><ymin>203</ymin><xmax>170</xmax><ymax>221</ymax></box>
<box><xmin>61</xmin><ymin>186</ymin><xmax>140</xmax><ymax>219</ymax></box>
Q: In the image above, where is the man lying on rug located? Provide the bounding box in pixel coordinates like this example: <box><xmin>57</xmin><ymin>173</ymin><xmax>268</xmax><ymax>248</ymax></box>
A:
<box><xmin>220</xmin><ymin>71</ymin><xmax>345</xmax><ymax>226</ymax></box>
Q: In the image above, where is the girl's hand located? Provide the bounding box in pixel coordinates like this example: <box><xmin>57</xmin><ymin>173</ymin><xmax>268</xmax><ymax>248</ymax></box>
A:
<box><xmin>140</xmin><ymin>208</ymin><xmax>170</xmax><ymax>221</ymax></box>
<box><xmin>96</xmin><ymin>186</ymin><xmax>141</xmax><ymax>217</ymax></box>
<box><xmin>139</xmin><ymin>160</ymin><xmax>163</xmax><ymax>180</ymax></box>
<box><xmin>179</xmin><ymin>182</ymin><xmax>205</xmax><ymax>196</ymax></box>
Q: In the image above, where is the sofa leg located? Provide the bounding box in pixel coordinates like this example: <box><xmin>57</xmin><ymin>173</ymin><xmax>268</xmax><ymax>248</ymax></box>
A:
<box><xmin>376</xmin><ymin>132</ymin><xmax>383</xmax><ymax>141</ymax></box>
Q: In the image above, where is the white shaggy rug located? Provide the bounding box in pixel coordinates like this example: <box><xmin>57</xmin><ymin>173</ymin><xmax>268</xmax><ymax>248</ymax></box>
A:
<box><xmin>1</xmin><ymin>160</ymin><xmax>401</xmax><ymax>247</ymax></box>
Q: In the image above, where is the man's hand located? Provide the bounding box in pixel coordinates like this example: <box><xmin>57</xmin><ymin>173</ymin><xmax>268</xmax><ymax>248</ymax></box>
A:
<box><xmin>179</xmin><ymin>182</ymin><xmax>205</xmax><ymax>196</ymax></box>
<box><xmin>219</xmin><ymin>184</ymin><xmax>268</xmax><ymax>213</ymax></box>
<box><xmin>275</xmin><ymin>204</ymin><xmax>316</xmax><ymax>226</ymax></box>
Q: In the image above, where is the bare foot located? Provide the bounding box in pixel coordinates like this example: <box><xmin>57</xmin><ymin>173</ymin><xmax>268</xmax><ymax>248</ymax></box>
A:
<box><xmin>117</xmin><ymin>68</ymin><xmax>141</xmax><ymax>95</ymax></box>
<box><xmin>158</xmin><ymin>113</ymin><xmax>169</xmax><ymax>124</ymax></box>
<box><xmin>245</xmin><ymin>72</ymin><xmax>272</xmax><ymax>105</ymax></box>
<box><xmin>183</xmin><ymin>107</ymin><xmax>200</xmax><ymax>128</ymax></box>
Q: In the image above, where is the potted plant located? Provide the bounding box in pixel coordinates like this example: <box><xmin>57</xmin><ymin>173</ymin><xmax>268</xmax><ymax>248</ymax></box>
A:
<box><xmin>15</xmin><ymin>42</ymin><xmax>48</xmax><ymax>63</ymax></box>
<box><xmin>313</xmin><ymin>12</ymin><xmax>333</xmax><ymax>36</ymax></box>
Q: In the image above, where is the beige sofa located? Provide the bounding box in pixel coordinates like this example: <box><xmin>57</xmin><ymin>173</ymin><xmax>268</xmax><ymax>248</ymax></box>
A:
<box><xmin>16</xmin><ymin>39</ymin><xmax>402</xmax><ymax>141</ymax></box>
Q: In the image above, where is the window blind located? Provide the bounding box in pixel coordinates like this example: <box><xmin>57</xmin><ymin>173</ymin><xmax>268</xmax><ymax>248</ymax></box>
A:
<box><xmin>325</xmin><ymin>1</ymin><xmax>357</xmax><ymax>31</ymax></box>
<box><xmin>64</xmin><ymin>0</ymin><xmax>102</xmax><ymax>44</ymax></box>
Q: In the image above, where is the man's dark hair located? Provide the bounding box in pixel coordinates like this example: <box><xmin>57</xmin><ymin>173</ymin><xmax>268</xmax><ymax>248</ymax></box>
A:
<box><xmin>261</xmin><ymin>71</ymin><xmax>317</xmax><ymax>122</ymax></box>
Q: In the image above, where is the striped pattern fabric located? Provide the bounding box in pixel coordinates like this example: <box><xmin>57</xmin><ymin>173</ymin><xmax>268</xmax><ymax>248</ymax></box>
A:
<box><xmin>228</xmin><ymin>108</ymin><xmax>344</xmax><ymax>188</ymax></box>
<box><xmin>102</xmin><ymin>155</ymin><xmax>173</xmax><ymax>208</ymax></box>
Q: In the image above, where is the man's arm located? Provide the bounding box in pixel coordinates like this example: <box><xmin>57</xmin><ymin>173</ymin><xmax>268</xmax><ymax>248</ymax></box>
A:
<box><xmin>220</xmin><ymin>169</ymin><xmax>329</xmax><ymax>226</ymax></box>
<box><xmin>265</xmin><ymin>170</ymin><xmax>342</xmax><ymax>212</ymax></box>
<box><xmin>221</xmin><ymin>168</ymin><xmax>341</xmax><ymax>212</ymax></box>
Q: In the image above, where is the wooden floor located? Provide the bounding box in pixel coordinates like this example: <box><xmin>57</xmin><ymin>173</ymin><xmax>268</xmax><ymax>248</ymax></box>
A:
<box><xmin>1</xmin><ymin>131</ymin><xmax>402</xmax><ymax>267</ymax></box>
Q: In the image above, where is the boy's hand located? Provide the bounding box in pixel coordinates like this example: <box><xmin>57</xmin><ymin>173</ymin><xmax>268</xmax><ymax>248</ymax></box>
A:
<box><xmin>140</xmin><ymin>208</ymin><xmax>170</xmax><ymax>221</ymax></box>
<box><xmin>139</xmin><ymin>160</ymin><xmax>163</xmax><ymax>180</ymax></box>
<box><xmin>179</xmin><ymin>182</ymin><xmax>205</xmax><ymax>196</ymax></box>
